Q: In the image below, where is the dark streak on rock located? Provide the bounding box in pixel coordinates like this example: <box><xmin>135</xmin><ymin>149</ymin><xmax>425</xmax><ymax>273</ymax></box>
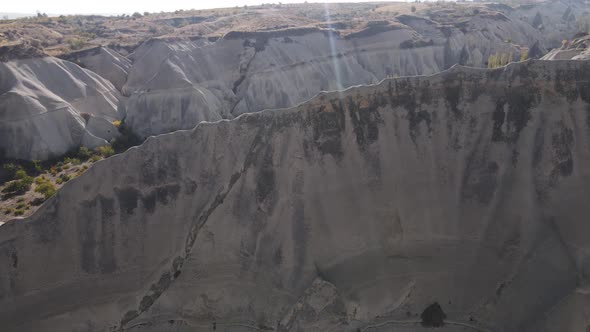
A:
<box><xmin>551</xmin><ymin>122</ymin><xmax>574</xmax><ymax>177</ymax></box>
<box><xmin>118</xmin><ymin>131</ymin><xmax>265</xmax><ymax>329</ymax></box>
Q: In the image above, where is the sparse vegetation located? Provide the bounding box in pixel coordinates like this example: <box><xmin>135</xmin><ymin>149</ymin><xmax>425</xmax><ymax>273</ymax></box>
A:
<box><xmin>520</xmin><ymin>49</ymin><xmax>529</xmax><ymax>62</ymax></box>
<box><xmin>77</xmin><ymin>146</ymin><xmax>92</xmax><ymax>160</ymax></box>
<box><xmin>90</xmin><ymin>154</ymin><xmax>102</xmax><ymax>162</ymax></box>
<box><xmin>34</xmin><ymin>177</ymin><xmax>56</xmax><ymax>200</ymax></box>
<box><xmin>32</xmin><ymin>160</ymin><xmax>42</xmax><ymax>173</ymax></box>
<box><xmin>64</xmin><ymin>157</ymin><xmax>81</xmax><ymax>165</ymax></box>
<box><xmin>96</xmin><ymin>145</ymin><xmax>115</xmax><ymax>158</ymax></box>
<box><xmin>14</xmin><ymin>168</ymin><xmax>27</xmax><ymax>180</ymax></box>
<box><xmin>3</xmin><ymin>174</ymin><xmax>34</xmax><ymax>195</ymax></box>
<box><xmin>0</xmin><ymin>142</ymin><xmax>123</xmax><ymax>221</ymax></box>
<box><xmin>15</xmin><ymin>201</ymin><xmax>28</xmax><ymax>210</ymax></box>
<box><xmin>487</xmin><ymin>52</ymin><xmax>513</xmax><ymax>69</ymax></box>
<box><xmin>56</xmin><ymin>173</ymin><xmax>72</xmax><ymax>185</ymax></box>
<box><xmin>3</xmin><ymin>163</ymin><xmax>17</xmax><ymax>176</ymax></box>
<box><xmin>66</xmin><ymin>37</ymin><xmax>86</xmax><ymax>50</ymax></box>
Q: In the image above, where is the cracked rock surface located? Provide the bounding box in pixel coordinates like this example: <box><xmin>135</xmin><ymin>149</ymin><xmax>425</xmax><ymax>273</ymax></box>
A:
<box><xmin>1</xmin><ymin>60</ymin><xmax>590</xmax><ymax>332</ymax></box>
<box><xmin>122</xmin><ymin>10</ymin><xmax>545</xmax><ymax>139</ymax></box>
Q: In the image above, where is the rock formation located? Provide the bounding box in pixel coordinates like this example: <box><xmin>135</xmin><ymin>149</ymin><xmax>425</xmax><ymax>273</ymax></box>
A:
<box><xmin>541</xmin><ymin>33</ymin><xmax>590</xmax><ymax>60</ymax></box>
<box><xmin>1</xmin><ymin>60</ymin><xmax>590</xmax><ymax>332</ymax></box>
<box><xmin>506</xmin><ymin>1</ymin><xmax>588</xmax><ymax>47</ymax></box>
<box><xmin>123</xmin><ymin>10</ymin><xmax>545</xmax><ymax>138</ymax></box>
<box><xmin>61</xmin><ymin>47</ymin><xmax>132</xmax><ymax>92</ymax></box>
<box><xmin>1</xmin><ymin>1</ymin><xmax>586</xmax><ymax>160</ymax></box>
<box><xmin>0</xmin><ymin>56</ymin><xmax>123</xmax><ymax>161</ymax></box>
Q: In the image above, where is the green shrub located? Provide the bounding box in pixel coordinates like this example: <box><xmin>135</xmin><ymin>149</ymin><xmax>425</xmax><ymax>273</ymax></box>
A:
<box><xmin>487</xmin><ymin>52</ymin><xmax>513</xmax><ymax>69</ymax></box>
<box><xmin>520</xmin><ymin>49</ymin><xmax>528</xmax><ymax>62</ymax></box>
<box><xmin>64</xmin><ymin>157</ymin><xmax>81</xmax><ymax>165</ymax></box>
<box><xmin>89</xmin><ymin>155</ymin><xmax>102</xmax><ymax>162</ymax></box>
<box><xmin>32</xmin><ymin>160</ymin><xmax>42</xmax><ymax>173</ymax></box>
<box><xmin>3</xmin><ymin>208</ymin><xmax>13</xmax><ymax>215</ymax></box>
<box><xmin>15</xmin><ymin>202</ymin><xmax>27</xmax><ymax>210</ymax></box>
<box><xmin>35</xmin><ymin>180</ymin><xmax>57</xmax><ymax>200</ymax></box>
<box><xmin>14</xmin><ymin>209</ymin><xmax>25</xmax><ymax>216</ymax></box>
<box><xmin>67</xmin><ymin>38</ymin><xmax>86</xmax><ymax>50</ymax></box>
<box><xmin>111</xmin><ymin>123</ymin><xmax>142</xmax><ymax>153</ymax></box>
<box><xmin>56</xmin><ymin>174</ymin><xmax>72</xmax><ymax>185</ymax></box>
<box><xmin>14</xmin><ymin>168</ymin><xmax>27</xmax><ymax>180</ymax></box>
<box><xmin>3</xmin><ymin>163</ymin><xmax>17</xmax><ymax>175</ymax></box>
<box><xmin>78</xmin><ymin>146</ymin><xmax>92</xmax><ymax>160</ymax></box>
<box><xmin>2</xmin><ymin>176</ymin><xmax>33</xmax><ymax>194</ymax></box>
<box><xmin>96</xmin><ymin>145</ymin><xmax>115</xmax><ymax>158</ymax></box>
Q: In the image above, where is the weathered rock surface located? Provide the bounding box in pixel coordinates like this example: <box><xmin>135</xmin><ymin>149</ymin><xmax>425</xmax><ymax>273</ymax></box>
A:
<box><xmin>506</xmin><ymin>1</ymin><xmax>589</xmax><ymax>47</ymax></box>
<box><xmin>61</xmin><ymin>47</ymin><xmax>132</xmax><ymax>92</ymax></box>
<box><xmin>123</xmin><ymin>10</ymin><xmax>545</xmax><ymax>138</ymax></box>
<box><xmin>1</xmin><ymin>60</ymin><xmax>590</xmax><ymax>332</ymax></box>
<box><xmin>0</xmin><ymin>57</ymin><xmax>123</xmax><ymax>160</ymax></box>
<box><xmin>541</xmin><ymin>33</ymin><xmax>590</xmax><ymax>60</ymax></box>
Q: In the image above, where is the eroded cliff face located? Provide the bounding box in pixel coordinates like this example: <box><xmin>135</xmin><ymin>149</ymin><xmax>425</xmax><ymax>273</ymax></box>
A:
<box><xmin>122</xmin><ymin>11</ymin><xmax>544</xmax><ymax>138</ymax></box>
<box><xmin>61</xmin><ymin>47</ymin><xmax>132</xmax><ymax>92</ymax></box>
<box><xmin>1</xmin><ymin>60</ymin><xmax>590</xmax><ymax>332</ymax></box>
<box><xmin>0</xmin><ymin>57</ymin><xmax>123</xmax><ymax>160</ymax></box>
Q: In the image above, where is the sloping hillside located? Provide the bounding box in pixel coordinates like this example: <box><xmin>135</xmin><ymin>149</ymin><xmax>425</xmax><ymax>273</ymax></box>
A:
<box><xmin>1</xmin><ymin>60</ymin><xmax>589</xmax><ymax>332</ymax></box>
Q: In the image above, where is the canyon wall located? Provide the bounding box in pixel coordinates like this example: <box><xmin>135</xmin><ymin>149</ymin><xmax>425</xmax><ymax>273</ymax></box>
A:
<box><xmin>1</xmin><ymin>60</ymin><xmax>590</xmax><ymax>331</ymax></box>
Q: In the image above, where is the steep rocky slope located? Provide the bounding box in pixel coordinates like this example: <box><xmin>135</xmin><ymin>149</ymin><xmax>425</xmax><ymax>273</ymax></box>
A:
<box><xmin>541</xmin><ymin>33</ymin><xmax>590</xmax><ymax>60</ymax></box>
<box><xmin>1</xmin><ymin>1</ymin><xmax>586</xmax><ymax>156</ymax></box>
<box><xmin>0</xmin><ymin>56</ymin><xmax>123</xmax><ymax>160</ymax></box>
<box><xmin>61</xmin><ymin>47</ymin><xmax>132</xmax><ymax>91</ymax></box>
<box><xmin>506</xmin><ymin>1</ymin><xmax>589</xmax><ymax>48</ymax></box>
<box><xmin>123</xmin><ymin>11</ymin><xmax>544</xmax><ymax>138</ymax></box>
<box><xmin>1</xmin><ymin>60</ymin><xmax>590</xmax><ymax>332</ymax></box>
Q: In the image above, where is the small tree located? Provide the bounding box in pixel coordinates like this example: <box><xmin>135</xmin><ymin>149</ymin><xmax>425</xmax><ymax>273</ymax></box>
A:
<box><xmin>411</xmin><ymin>6</ymin><xmax>417</xmax><ymax>13</ymax></box>
<box><xmin>96</xmin><ymin>145</ymin><xmax>115</xmax><ymax>158</ymax></box>
<box><xmin>500</xmin><ymin>53</ymin><xmax>508</xmax><ymax>66</ymax></box>
<box><xmin>3</xmin><ymin>163</ymin><xmax>17</xmax><ymax>177</ymax></box>
<box><xmin>35</xmin><ymin>177</ymin><xmax>56</xmax><ymax>200</ymax></box>
<box><xmin>77</xmin><ymin>147</ymin><xmax>92</xmax><ymax>160</ymax></box>
<box><xmin>532</xmin><ymin>12</ymin><xmax>543</xmax><ymax>29</ymax></box>
<box><xmin>132</xmin><ymin>12</ymin><xmax>143</xmax><ymax>18</ymax></box>
<box><xmin>3</xmin><ymin>176</ymin><xmax>33</xmax><ymax>194</ymax></box>
<box><xmin>520</xmin><ymin>49</ymin><xmax>529</xmax><ymax>62</ymax></box>
<box><xmin>421</xmin><ymin>302</ymin><xmax>446</xmax><ymax>327</ymax></box>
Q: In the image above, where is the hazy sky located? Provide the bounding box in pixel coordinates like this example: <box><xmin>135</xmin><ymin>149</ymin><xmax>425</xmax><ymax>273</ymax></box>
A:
<box><xmin>3</xmin><ymin>0</ymin><xmax>392</xmax><ymax>15</ymax></box>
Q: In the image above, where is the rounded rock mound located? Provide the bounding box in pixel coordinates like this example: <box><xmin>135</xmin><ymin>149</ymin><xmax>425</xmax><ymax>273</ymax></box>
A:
<box><xmin>0</xmin><ymin>56</ymin><xmax>123</xmax><ymax>161</ymax></box>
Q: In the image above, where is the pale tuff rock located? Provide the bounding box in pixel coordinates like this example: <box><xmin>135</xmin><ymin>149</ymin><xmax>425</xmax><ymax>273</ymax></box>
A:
<box><xmin>122</xmin><ymin>11</ymin><xmax>544</xmax><ymax>138</ymax></box>
<box><xmin>0</xmin><ymin>57</ymin><xmax>123</xmax><ymax>160</ymax></box>
<box><xmin>1</xmin><ymin>60</ymin><xmax>590</xmax><ymax>331</ymax></box>
<box><xmin>61</xmin><ymin>47</ymin><xmax>132</xmax><ymax>92</ymax></box>
<box><xmin>542</xmin><ymin>34</ymin><xmax>590</xmax><ymax>61</ymax></box>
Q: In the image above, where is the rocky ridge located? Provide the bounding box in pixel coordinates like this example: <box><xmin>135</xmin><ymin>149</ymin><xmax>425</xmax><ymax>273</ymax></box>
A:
<box><xmin>1</xmin><ymin>0</ymin><xmax>587</xmax><ymax>161</ymax></box>
<box><xmin>1</xmin><ymin>60</ymin><xmax>590</xmax><ymax>332</ymax></box>
<box><xmin>122</xmin><ymin>11</ymin><xmax>544</xmax><ymax>138</ymax></box>
<box><xmin>0</xmin><ymin>56</ymin><xmax>123</xmax><ymax>160</ymax></box>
